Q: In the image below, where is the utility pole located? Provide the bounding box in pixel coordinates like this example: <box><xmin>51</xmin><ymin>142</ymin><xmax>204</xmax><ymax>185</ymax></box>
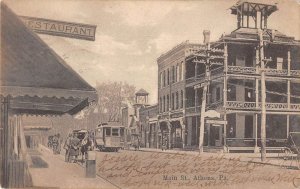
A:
<box><xmin>199</xmin><ymin>30</ymin><xmax>211</xmax><ymax>153</ymax></box>
<box><xmin>258</xmin><ymin>29</ymin><xmax>268</xmax><ymax>162</ymax></box>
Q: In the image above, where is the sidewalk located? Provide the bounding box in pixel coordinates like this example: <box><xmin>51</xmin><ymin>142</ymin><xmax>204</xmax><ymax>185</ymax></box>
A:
<box><xmin>136</xmin><ymin>147</ymin><xmax>300</xmax><ymax>169</ymax></box>
<box><xmin>28</xmin><ymin>145</ymin><xmax>118</xmax><ymax>189</ymax></box>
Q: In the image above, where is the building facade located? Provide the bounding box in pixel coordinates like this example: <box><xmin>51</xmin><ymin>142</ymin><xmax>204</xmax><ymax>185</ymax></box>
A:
<box><xmin>156</xmin><ymin>1</ymin><xmax>300</xmax><ymax>152</ymax></box>
<box><xmin>157</xmin><ymin>41</ymin><xmax>205</xmax><ymax>149</ymax></box>
<box><xmin>122</xmin><ymin>1</ymin><xmax>300</xmax><ymax>153</ymax></box>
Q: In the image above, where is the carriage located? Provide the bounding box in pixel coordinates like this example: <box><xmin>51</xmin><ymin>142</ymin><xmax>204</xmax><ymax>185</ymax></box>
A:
<box><xmin>94</xmin><ymin>122</ymin><xmax>125</xmax><ymax>152</ymax></box>
<box><xmin>281</xmin><ymin>132</ymin><xmax>300</xmax><ymax>169</ymax></box>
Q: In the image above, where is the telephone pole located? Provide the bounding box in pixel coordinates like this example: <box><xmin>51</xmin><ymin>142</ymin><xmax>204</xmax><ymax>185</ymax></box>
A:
<box><xmin>258</xmin><ymin>29</ymin><xmax>267</xmax><ymax>162</ymax></box>
<box><xmin>199</xmin><ymin>30</ymin><xmax>211</xmax><ymax>153</ymax></box>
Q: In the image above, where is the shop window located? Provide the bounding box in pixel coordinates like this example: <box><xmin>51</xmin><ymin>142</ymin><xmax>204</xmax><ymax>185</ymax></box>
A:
<box><xmin>112</xmin><ymin>128</ymin><xmax>119</xmax><ymax>136</ymax></box>
<box><xmin>105</xmin><ymin>128</ymin><xmax>111</xmax><ymax>136</ymax></box>
<box><xmin>244</xmin><ymin>115</ymin><xmax>253</xmax><ymax>138</ymax></box>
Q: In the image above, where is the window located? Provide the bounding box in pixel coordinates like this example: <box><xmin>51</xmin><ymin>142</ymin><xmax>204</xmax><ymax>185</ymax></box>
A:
<box><xmin>167</xmin><ymin>68</ymin><xmax>170</xmax><ymax>85</ymax></box>
<box><xmin>181</xmin><ymin>62</ymin><xmax>184</xmax><ymax>80</ymax></box>
<box><xmin>172</xmin><ymin>66</ymin><xmax>175</xmax><ymax>83</ymax></box>
<box><xmin>244</xmin><ymin>115</ymin><xmax>253</xmax><ymax>138</ymax></box>
<box><xmin>245</xmin><ymin>82</ymin><xmax>254</xmax><ymax>102</ymax></box>
<box><xmin>176</xmin><ymin>65</ymin><xmax>180</xmax><ymax>82</ymax></box>
<box><xmin>105</xmin><ymin>128</ymin><xmax>111</xmax><ymax>136</ymax></box>
<box><xmin>181</xmin><ymin>90</ymin><xmax>184</xmax><ymax>108</ymax></box>
<box><xmin>160</xmin><ymin>72</ymin><xmax>163</xmax><ymax>88</ymax></box>
<box><xmin>159</xmin><ymin>97</ymin><xmax>162</xmax><ymax>112</ymax></box>
<box><xmin>112</xmin><ymin>128</ymin><xmax>119</xmax><ymax>136</ymax></box>
<box><xmin>277</xmin><ymin>57</ymin><xmax>283</xmax><ymax>70</ymax></box>
<box><xmin>163</xmin><ymin>70</ymin><xmax>166</xmax><ymax>87</ymax></box>
<box><xmin>216</xmin><ymin>87</ymin><xmax>221</xmax><ymax>101</ymax></box>
<box><xmin>171</xmin><ymin>93</ymin><xmax>175</xmax><ymax>110</ymax></box>
<box><xmin>176</xmin><ymin>92</ymin><xmax>179</xmax><ymax>109</ymax></box>
<box><xmin>167</xmin><ymin>95</ymin><xmax>169</xmax><ymax>111</ymax></box>
<box><xmin>163</xmin><ymin>96</ymin><xmax>165</xmax><ymax>112</ymax></box>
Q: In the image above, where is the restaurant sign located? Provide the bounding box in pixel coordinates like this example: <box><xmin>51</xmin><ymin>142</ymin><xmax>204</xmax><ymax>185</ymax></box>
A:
<box><xmin>20</xmin><ymin>16</ymin><xmax>97</xmax><ymax>41</ymax></box>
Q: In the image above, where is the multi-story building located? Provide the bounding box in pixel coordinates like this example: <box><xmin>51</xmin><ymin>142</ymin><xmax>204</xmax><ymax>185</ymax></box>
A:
<box><xmin>157</xmin><ymin>41</ymin><xmax>205</xmax><ymax>149</ymax></box>
<box><xmin>155</xmin><ymin>1</ymin><xmax>300</xmax><ymax>152</ymax></box>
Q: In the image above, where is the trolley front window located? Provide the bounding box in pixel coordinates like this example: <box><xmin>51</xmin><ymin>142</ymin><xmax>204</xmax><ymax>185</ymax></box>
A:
<box><xmin>112</xmin><ymin>128</ymin><xmax>119</xmax><ymax>136</ymax></box>
<box><xmin>105</xmin><ymin>128</ymin><xmax>111</xmax><ymax>136</ymax></box>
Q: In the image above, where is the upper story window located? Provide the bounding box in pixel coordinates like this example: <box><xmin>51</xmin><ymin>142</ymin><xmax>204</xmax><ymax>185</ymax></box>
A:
<box><xmin>277</xmin><ymin>57</ymin><xmax>283</xmax><ymax>70</ymax></box>
<box><xmin>176</xmin><ymin>64</ymin><xmax>180</xmax><ymax>82</ymax></box>
<box><xmin>160</xmin><ymin>72</ymin><xmax>163</xmax><ymax>89</ymax></box>
<box><xmin>180</xmin><ymin>62</ymin><xmax>184</xmax><ymax>81</ymax></box>
<box><xmin>171</xmin><ymin>93</ymin><xmax>175</xmax><ymax>110</ymax></box>
<box><xmin>163</xmin><ymin>70</ymin><xmax>166</xmax><ymax>87</ymax></box>
<box><xmin>172</xmin><ymin>66</ymin><xmax>175</xmax><ymax>83</ymax></box>
<box><xmin>167</xmin><ymin>95</ymin><xmax>169</xmax><ymax>111</ymax></box>
<box><xmin>159</xmin><ymin>97</ymin><xmax>162</xmax><ymax>112</ymax></box>
<box><xmin>163</xmin><ymin>96</ymin><xmax>166</xmax><ymax>112</ymax></box>
<box><xmin>216</xmin><ymin>87</ymin><xmax>221</xmax><ymax>102</ymax></box>
<box><xmin>176</xmin><ymin>92</ymin><xmax>179</xmax><ymax>109</ymax></box>
<box><xmin>181</xmin><ymin>90</ymin><xmax>184</xmax><ymax>108</ymax></box>
<box><xmin>167</xmin><ymin>68</ymin><xmax>170</xmax><ymax>85</ymax></box>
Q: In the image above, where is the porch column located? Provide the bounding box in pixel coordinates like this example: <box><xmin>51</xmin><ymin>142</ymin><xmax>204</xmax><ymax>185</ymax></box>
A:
<box><xmin>223</xmin><ymin>43</ymin><xmax>228</xmax><ymax>151</ymax></box>
<box><xmin>254</xmin><ymin>47</ymin><xmax>259</xmax><ymax>153</ymax></box>
<box><xmin>1</xmin><ymin>96</ymin><xmax>10</xmax><ymax>188</ymax></box>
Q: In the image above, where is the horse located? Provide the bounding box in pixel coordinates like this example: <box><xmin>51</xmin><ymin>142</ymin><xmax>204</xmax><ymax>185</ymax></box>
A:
<box><xmin>79</xmin><ymin>134</ymin><xmax>93</xmax><ymax>163</ymax></box>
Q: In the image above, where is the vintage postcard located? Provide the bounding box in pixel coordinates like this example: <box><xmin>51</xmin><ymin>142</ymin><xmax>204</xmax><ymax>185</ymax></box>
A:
<box><xmin>1</xmin><ymin>0</ymin><xmax>300</xmax><ymax>188</ymax></box>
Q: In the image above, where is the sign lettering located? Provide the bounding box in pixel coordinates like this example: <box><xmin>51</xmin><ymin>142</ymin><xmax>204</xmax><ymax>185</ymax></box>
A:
<box><xmin>20</xmin><ymin>16</ymin><xmax>97</xmax><ymax>41</ymax></box>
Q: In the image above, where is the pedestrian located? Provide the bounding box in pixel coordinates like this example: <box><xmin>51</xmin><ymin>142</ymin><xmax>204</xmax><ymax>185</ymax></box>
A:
<box><xmin>64</xmin><ymin>133</ymin><xmax>72</xmax><ymax>162</ymax></box>
<box><xmin>70</xmin><ymin>133</ymin><xmax>81</xmax><ymax>163</ymax></box>
<box><xmin>52</xmin><ymin>134</ymin><xmax>59</xmax><ymax>154</ymax></box>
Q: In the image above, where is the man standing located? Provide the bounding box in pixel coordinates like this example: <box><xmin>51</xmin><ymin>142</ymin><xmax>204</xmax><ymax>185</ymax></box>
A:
<box><xmin>70</xmin><ymin>133</ymin><xmax>81</xmax><ymax>163</ymax></box>
<box><xmin>64</xmin><ymin>133</ymin><xmax>72</xmax><ymax>162</ymax></box>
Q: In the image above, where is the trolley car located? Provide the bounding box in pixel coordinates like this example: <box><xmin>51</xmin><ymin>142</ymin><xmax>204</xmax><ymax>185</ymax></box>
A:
<box><xmin>94</xmin><ymin>122</ymin><xmax>125</xmax><ymax>152</ymax></box>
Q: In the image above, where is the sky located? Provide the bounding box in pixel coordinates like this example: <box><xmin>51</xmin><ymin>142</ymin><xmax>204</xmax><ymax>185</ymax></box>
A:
<box><xmin>4</xmin><ymin>0</ymin><xmax>300</xmax><ymax>104</ymax></box>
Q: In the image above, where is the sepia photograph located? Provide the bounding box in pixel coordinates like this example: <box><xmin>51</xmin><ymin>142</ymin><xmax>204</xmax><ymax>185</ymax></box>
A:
<box><xmin>0</xmin><ymin>0</ymin><xmax>300</xmax><ymax>188</ymax></box>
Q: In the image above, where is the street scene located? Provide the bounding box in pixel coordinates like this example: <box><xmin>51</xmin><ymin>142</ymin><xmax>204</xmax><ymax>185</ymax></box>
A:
<box><xmin>1</xmin><ymin>0</ymin><xmax>300</xmax><ymax>189</ymax></box>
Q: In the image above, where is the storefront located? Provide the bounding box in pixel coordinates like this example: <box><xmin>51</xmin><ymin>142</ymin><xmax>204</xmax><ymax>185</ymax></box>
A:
<box><xmin>0</xmin><ymin>3</ymin><xmax>97</xmax><ymax>188</ymax></box>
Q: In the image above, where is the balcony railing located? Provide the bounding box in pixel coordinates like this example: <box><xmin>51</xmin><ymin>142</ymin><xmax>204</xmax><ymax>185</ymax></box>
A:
<box><xmin>226</xmin><ymin>101</ymin><xmax>300</xmax><ymax>111</ymax></box>
<box><xmin>227</xmin><ymin>66</ymin><xmax>300</xmax><ymax>77</ymax></box>
<box><xmin>228</xmin><ymin>66</ymin><xmax>256</xmax><ymax>74</ymax></box>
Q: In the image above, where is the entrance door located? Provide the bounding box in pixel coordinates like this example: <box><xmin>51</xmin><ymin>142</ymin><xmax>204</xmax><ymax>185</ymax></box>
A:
<box><xmin>209</xmin><ymin>125</ymin><xmax>221</xmax><ymax>146</ymax></box>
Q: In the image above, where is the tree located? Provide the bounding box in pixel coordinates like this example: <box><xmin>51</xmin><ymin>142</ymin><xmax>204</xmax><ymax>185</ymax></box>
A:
<box><xmin>95</xmin><ymin>81</ymin><xmax>136</xmax><ymax>123</ymax></box>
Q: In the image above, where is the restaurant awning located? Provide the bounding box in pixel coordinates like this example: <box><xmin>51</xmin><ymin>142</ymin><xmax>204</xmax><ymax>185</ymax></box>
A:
<box><xmin>0</xmin><ymin>3</ymin><xmax>98</xmax><ymax>115</ymax></box>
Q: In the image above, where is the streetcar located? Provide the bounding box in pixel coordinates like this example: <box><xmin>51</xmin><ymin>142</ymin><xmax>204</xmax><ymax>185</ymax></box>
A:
<box><xmin>94</xmin><ymin>122</ymin><xmax>125</xmax><ymax>152</ymax></box>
